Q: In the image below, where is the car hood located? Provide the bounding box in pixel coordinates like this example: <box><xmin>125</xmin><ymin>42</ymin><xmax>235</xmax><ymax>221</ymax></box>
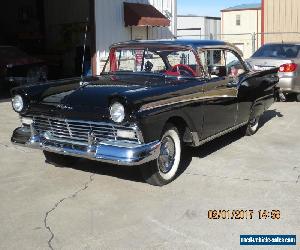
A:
<box><xmin>12</xmin><ymin>74</ymin><xmax>176</xmax><ymax>121</ymax></box>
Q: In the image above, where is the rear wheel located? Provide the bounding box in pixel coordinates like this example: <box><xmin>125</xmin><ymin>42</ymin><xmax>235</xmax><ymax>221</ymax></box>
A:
<box><xmin>43</xmin><ymin>151</ymin><xmax>78</xmax><ymax>167</ymax></box>
<box><xmin>140</xmin><ymin>124</ymin><xmax>181</xmax><ymax>186</ymax></box>
<box><xmin>245</xmin><ymin>116</ymin><xmax>260</xmax><ymax>136</ymax></box>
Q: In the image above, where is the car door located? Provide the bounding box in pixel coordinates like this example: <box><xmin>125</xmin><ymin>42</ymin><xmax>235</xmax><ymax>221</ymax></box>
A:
<box><xmin>200</xmin><ymin>48</ymin><xmax>241</xmax><ymax>139</ymax></box>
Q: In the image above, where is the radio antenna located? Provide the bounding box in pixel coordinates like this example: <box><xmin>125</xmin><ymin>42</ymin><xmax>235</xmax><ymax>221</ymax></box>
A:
<box><xmin>80</xmin><ymin>17</ymin><xmax>89</xmax><ymax>86</ymax></box>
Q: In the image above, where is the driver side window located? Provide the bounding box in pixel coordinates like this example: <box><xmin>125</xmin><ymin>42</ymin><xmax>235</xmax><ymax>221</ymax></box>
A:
<box><xmin>201</xmin><ymin>49</ymin><xmax>227</xmax><ymax>78</ymax></box>
<box><xmin>225</xmin><ymin>50</ymin><xmax>246</xmax><ymax>77</ymax></box>
<box><xmin>200</xmin><ymin>49</ymin><xmax>246</xmax><ymax>78</ymax></box>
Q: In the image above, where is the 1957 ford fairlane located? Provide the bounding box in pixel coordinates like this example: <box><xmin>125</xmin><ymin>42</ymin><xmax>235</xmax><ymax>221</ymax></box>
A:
<box><xmin>11</xmin><ymin>40</ymin><xmax>279</xmax><ymax>186</ymax></box>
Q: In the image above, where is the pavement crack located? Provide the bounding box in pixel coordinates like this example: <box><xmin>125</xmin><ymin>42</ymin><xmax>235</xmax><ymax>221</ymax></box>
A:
<box><xmin>43</xmin><ymin>174</ymin><xmax>95</xmax><ymax>250</ymax></box>
<box><xmin>184</xmin><ymin>172</ymin><xmax>291</xmax><ymax>184</ymax></box>
<box><xmin>296</xmin><ymin>175</ymin><xmax>300</xmax><ymax>184</ymax></box>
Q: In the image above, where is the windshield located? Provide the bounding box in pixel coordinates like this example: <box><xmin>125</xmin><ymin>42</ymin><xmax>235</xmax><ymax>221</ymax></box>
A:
<box><xmin>252</xmin><ymin>44</ymin><xmax>300</xmax><ymax>58</ymax></box>
<box><xmin>102</xmin><ymin>47</ymin><xmax>204</xmax><ymax>77</ymax></box>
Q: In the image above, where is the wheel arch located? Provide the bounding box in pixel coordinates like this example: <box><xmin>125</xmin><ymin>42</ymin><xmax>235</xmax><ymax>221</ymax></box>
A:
<box><xmin>165</xmin><ymin>116</ymin><xmax>196</xmax><ymax>146</ymax></box>
<box><xmin>137</xmin><ymin>108</ymin><xmax>201</xmax><ymax>145</ymax></box>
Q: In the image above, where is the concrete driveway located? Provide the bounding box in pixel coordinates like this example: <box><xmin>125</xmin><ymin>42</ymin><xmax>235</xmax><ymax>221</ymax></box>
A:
<box><xmin>0</xmin><ymin>98</ymin><xmax>299</xmax><ymax>250</ymax></box>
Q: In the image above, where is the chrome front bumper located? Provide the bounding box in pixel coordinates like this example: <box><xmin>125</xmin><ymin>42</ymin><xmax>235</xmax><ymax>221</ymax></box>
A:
<box><xmin>11</xmin><ymin>127</ymin><xmax>161</xmax><ymax>166</ymax></box>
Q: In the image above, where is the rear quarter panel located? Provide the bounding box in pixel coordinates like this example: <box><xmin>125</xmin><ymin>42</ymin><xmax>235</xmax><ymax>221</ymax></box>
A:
<box><xmin>237</xmin><ymin>69</ymin><xmax>278</xmax><ymax>124</ymax></box>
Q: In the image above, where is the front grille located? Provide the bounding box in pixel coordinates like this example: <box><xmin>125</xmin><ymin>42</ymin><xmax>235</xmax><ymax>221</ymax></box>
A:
<box><xmin>32</xmin><ymin>116</ymin><xmax>141</xmax><ymax>145</ymax></box>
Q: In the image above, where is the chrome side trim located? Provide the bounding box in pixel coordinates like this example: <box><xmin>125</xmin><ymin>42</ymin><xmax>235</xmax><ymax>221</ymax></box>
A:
<box><xmin>235</xmin><ymin>103</ymin><xmax>239</xmax><ymax>125</ymax></box>
<box><xmin>139</xmin><ymin>88</ymin><xmax>238</xmax><ymax>112</ymax></box>
<box><xmin>192</xmin><ymin>121</ymin><xmax>248</xmax><ymax>147</ymax></box>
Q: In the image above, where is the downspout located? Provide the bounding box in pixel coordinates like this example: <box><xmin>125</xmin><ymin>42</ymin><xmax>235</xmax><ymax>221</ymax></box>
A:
<box><xmin>173</xmin><ymin>0</ymin><xmax>177</xmax><ymax>38</ymax></box>
<box><xmin>89</xmin><ymin>0</ymin><xmax>97</xmax><ymax>76</ymax></box>
<box><xmin>261</xmin><ymin>0</ymin><xmax>265</xmax><ymax>45</ymax></box>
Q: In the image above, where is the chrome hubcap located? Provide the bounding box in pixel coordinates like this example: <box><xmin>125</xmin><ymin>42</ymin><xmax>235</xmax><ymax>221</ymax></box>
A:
<box><xmin>158</xmin><ymin>136</ymin><xmax>176</xmax><ymax>174</ymax></box>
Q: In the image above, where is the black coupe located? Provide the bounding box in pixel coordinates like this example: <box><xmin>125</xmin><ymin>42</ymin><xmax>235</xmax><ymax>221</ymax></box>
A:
<box><xmin>11</xmin><ymin>40</ymin><xmax>279</xmax><ymax>186</ymax></box>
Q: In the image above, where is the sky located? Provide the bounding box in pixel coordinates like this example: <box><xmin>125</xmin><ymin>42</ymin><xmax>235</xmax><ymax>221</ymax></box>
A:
<box><xmin>177</xmin><ymin>0</ymin><xmax>260</xmax><ymax>17</ymax></box>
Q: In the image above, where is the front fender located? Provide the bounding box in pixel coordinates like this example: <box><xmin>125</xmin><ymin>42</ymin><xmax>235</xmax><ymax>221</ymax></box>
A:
<box><xmin>136</xmin><ymin>104</ymin><xmax>201</xmax><ymax>143</ymax></box>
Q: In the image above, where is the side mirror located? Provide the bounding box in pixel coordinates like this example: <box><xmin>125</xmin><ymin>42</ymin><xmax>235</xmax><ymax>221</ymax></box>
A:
<box><xmin>208</xmin><ymin>65</ymin><xmax>227</xmax><ymax>77</ymax></box>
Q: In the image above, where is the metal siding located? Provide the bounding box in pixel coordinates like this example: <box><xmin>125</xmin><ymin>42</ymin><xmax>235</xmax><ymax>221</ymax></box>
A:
<box><xmin>264</xmin><ymin>0</ymin><xmax>300</xmax><ymax>43</ymax></box>
<box><xmin>204</xmin><ymin>18</ymin><xmax>221</xmax><ymax>39</ymax></box>
<box><xmin>95</xmin><ymin>0</ymin><xmax>176</xmax><ymax>74</ymax></box>
<box><xmin>222</xmin><ymin>9</ymin><xmax>261</xmax><ymax>58</ymax></box>
<box><xmin>177</xmin><ymin>16</ymin><xmax>206</xmax><ymax>39</ymax></box>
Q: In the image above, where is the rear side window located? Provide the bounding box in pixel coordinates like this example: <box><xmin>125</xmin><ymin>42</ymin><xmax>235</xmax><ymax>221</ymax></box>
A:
<box><xmin>253</xmin><ymin>44</ymin><xmax>300</xmax><ymax>58</ymax></box>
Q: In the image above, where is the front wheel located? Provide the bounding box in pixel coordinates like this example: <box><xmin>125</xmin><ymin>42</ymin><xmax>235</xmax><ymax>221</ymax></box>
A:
<box><xmin>139</xmin><ymin>124</ymin><xmax>181</xmax><ymax>186</ymax></box>
<box><xmin>245</xmin><ymin>116</ymin><xmax>260</xmax><ymax>136</ymax></box>
<box><xmin>296</xmin><ymin>93</ymin><xmax>300</xmax><ymax>102</ymax></box>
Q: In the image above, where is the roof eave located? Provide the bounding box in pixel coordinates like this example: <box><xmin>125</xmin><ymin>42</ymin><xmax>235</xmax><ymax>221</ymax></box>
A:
<box><xmin>221</xmin><ymin>7</ymin><xmax>261</xmax><ymax>12</ymax></box>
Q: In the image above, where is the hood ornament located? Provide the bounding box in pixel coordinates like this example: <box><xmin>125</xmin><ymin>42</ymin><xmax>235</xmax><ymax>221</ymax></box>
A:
<box><xmin>80</xmin><ymin>81</ymin><xmax>90</xmax><ymax>87</ymax></box>
<box><xmin>56</xmin><ymin>104</ymin><xmax>73</xmax><ymax>110</ymax></box>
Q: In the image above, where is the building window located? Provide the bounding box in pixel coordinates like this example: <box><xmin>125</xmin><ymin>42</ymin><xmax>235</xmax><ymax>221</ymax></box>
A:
<box><xmin>236</xmin><ymin>15</ymin><xmax>241</xmax><ymax>26</ymax></box>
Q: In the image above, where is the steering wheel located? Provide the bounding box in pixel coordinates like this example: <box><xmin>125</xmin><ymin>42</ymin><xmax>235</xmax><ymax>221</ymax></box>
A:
<box><xmin>170</xmin><ymin>64</ymin><xmax>196</xmax><ymax>77</ymax></box>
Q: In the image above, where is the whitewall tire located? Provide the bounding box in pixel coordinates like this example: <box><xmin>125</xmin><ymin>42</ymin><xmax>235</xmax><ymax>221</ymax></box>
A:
<box><xmin>140</xmin><ymin>124</ymin><xmax>181</xmax><ymax>186</ymax></box>
<box><xmin>245</xmin><ymin>116</ymin><xmax>260</xmax><ymax>136</ymax></box>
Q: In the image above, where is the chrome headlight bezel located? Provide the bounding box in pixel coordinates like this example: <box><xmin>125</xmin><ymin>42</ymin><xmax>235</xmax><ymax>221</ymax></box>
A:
<box><xmin>12</xmin><ymin>95</ymin><xmax>24</xmax><ymax>113</ymax></box>
<box><xmin>109</xmin><ymin>102</ymin><xmax>125</xmax><ymax>123</ymax></box>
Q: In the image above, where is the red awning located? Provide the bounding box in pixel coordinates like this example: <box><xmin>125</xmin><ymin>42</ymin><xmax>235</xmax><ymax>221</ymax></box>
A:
<box><xmin>124</xmin><ymin>2</ymin><xmax>170</xmax><ymax>27</ymax></box>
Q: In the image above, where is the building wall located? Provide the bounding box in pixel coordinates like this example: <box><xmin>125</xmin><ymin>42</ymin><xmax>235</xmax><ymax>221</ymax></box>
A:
<box><xmin>222</xmin><ymin>9</ymin><xmax>261</xmax><ymax>58</ymax></box>
<box><xmin>205</xmin><ymin>17</ymin><xmax>221</xmax><ymax>39</ymax></box>
<box><xmin>177</xmin><ymin>16</ymin><xmax>220</xmax><ymax>40</ymax></box>
<box><xmin>177</xmin><ymin>16</ymin><xmax>205</xmax><ymax>39</ymax></box>
<box><xmin>263</xmin><ymin>0</ymin><xmax>300</xmax><ymax>43</ymax></box>
<box><xmin>95</xmin><ymin>0</ymin><xmax>176</xmax><ymax>74</ymax></box>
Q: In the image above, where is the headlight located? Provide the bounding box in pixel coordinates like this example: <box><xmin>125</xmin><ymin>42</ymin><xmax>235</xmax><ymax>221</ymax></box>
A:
<box><xmin>110</xmin><ymin>102</ymin><xmax>125</xmax><ymax>123</ymax></box>
<box><xmin>12</xmin><ymin>95</ymin><xmax>24</xmax><ymax>112</ymax></box>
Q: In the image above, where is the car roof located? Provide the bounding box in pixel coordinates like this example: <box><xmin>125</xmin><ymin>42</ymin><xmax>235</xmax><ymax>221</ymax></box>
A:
<box><xmin>112</xmin><ymin>39</ymin><xmax>230</xmax><ymax>49</ymax></box>
<box><xmin>110</xmin><ymin>39</ymin><xmax>243</xmax><ymax>57</ymax></box>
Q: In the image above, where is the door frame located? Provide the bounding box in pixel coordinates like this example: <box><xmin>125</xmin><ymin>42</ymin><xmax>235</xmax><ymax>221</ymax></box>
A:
<box><xmin>89</xmin><ymin>0</ymin><xmax>97</xmax><ymax>76</ymax></box>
